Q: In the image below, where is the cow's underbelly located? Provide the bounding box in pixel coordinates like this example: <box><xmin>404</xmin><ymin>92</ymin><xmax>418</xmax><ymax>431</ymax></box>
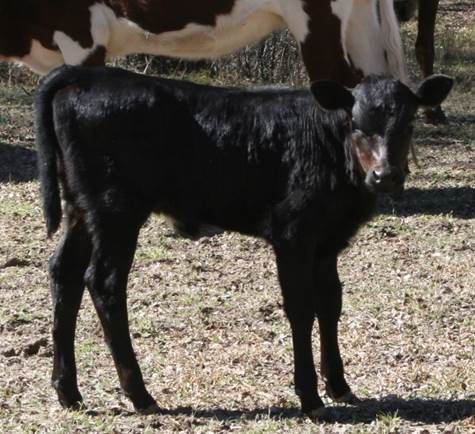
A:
<box><xmin>106</xmin><ymin>8</ymin><xmax>285</xmax><ymax>59</ymax></box>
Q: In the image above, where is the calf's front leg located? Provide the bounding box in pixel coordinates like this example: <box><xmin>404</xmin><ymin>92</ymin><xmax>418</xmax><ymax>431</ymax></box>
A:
<box><xmin>314</xmin><ymin>255</ymin><xmax>357</xmax><ymax>404</ymax></box>
<box><xmin>275</xmin><ymin>246</ymin><xmax>324</xmax><ymax>417</ymax></box>
<box><xmin>85</xmin><ymin>223</ymin><xmax>159</xmax><ymax>414</ymax></box>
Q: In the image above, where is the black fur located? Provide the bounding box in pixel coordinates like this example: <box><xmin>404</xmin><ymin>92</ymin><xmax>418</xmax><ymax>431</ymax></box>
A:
<box><xmin>36</xmin><ymin>66</ymin><xmax>370</xmax><ymax>249</ymax></box>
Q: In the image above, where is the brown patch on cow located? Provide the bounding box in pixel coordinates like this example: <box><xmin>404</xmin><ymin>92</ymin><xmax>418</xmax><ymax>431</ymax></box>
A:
<box><xmin>107</xmin><ymin>0</ymin><xmax>237</xmax><ymax>34</ymax></box>
<box><xmin>0</xmin><ymin>0</ymin><xmax>97</xmax><ymax>57</ymax></box>
<box><xmin>300</xmin><ymin>0</ymin><xmax>360</xmax><ymax>86</ymax></box>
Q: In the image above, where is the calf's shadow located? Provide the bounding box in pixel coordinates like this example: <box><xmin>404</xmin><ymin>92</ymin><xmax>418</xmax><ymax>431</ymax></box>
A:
<box><xmin>379</xmin><ymin>186</ymin><xmax>475</xmax><ymax>219</ymax></box>
<box><xmin>0</xmin><ymin>142</ymin><xmax>37</xmax><ymax>183</ymax></box>
<box><xmin>87</xmin><ymin>396</ymin><xmax>474</xmax><ymax>425</ymax></box>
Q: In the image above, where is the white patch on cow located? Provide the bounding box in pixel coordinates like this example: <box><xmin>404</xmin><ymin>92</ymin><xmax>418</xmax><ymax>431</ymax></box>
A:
<box><xmin>89</xmin><ymin>3</ymin><xmax>111</xmax><ymax>48</ymax></box>
<box><xmin>99</xmin><ymin>0</ymin><xmax>285</xmax><ymax>59</ymax></box>
<box><xmin>53</xmin><ymin>31</ymin><xmax>93</xmax><ymax>65</ymax></box>
<box><xmin>330</xmin><ymin>0</ymin><xmax>354</xmax><ymax>63</ymax></box>
<box><xmin>332</xmin><ymin>0</ymin><xmax>407</xmax><ymax>81</ymax></box>
<box><xmin>277</xmin><ymin>0</ymin><xmax>310</xmax><ymax>43</ymax></box>
<box><xmin>18</xmin><ymin>40</ymin><xmax>64</xmax><ymax>75</ymax></box>
<box><xmin>346</xmin><ymin>0</ymin><xmax>389</xmax><ymax>75</ymax></box>
<box><xmin>378</xmin><ymin>0</ymin><xmax>408</xmax><ymax>82</ymax></box>
<box><xmin>53</xmin><ymin>4</ymin><xmax>110</xmax><ymax>65</ymax></box>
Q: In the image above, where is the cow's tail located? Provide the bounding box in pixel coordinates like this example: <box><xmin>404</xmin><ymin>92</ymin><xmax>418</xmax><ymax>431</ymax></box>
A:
<box><xmin>379</xmin><ymin>0</ymin><xmax>409</xmax><ymax>84</ymax></box>
<box><xmin>35</xmin><ymin>65</ymin><xmax>84</xmax><ymax>237</ymax></box>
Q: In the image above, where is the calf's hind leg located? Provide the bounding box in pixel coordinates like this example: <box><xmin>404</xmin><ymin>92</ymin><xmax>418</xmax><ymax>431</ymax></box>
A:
<box><xmin>50</xmin><ymin>214</ymin><xmax>91</xmax><ymax>409</ymax></box>
<box><xmin>85</xmin><ymin>218</ymin><xmax>158</xmax><ymax>414</ymax></box>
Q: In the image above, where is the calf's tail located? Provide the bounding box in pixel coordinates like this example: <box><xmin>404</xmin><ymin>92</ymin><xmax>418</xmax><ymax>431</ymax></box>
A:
<box><xmin>34</xmin><ymin>65</ymin><xmax>85</xmax><ymax>237</ymax></box>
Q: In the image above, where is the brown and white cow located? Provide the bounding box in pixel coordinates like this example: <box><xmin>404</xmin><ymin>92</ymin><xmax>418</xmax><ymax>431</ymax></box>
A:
<box><xmin>0</xmin><ymin>0</ymin><xmax>407</xmax><ymax>86</ymax></box>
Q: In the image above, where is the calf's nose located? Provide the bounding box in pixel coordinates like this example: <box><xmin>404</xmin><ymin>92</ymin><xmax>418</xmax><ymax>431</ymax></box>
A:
<box><xmin>371</xmin><ymin>167</ymin><xmax>404</xmax><ymax>192</ymax></box>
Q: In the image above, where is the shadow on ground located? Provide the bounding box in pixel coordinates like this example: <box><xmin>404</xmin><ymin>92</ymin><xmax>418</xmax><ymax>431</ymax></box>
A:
<box><xmin>0</xmin><ymin>142</ymin><xmax>37</xmax><ymax>183</ymax></box>
<box><xmin>380</xmin><ymin>187</ymin><xmax>475</xmax><ymax>219</ymax></box>
<box><xmin>85</xmin><ymin>396</ymin><xmax>475</xmax><ymax>425</ymax></box>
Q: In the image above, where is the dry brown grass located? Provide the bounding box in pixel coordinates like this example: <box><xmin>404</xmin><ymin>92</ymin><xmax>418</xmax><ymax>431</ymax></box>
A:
<box><xmin>0</xmin><ymin>1</ymin><xmax>474</xmax><ymax>432</ymax></box>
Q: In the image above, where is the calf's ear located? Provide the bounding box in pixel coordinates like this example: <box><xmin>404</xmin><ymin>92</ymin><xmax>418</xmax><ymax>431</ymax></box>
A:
<box><xmin>310</xmin><ymin>80</ymin><xmax>355</xmax><ymax>113</ymax></box>
<box><xmin>415</xmin><ymin>74</ymin><xmax>454</xmax><ymax>107</ymax></box>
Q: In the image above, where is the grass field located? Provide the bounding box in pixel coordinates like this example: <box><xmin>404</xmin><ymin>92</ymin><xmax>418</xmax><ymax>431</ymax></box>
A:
<box><xmin>0</xmin><ymin>1</ymin><xmax>473</xmax><ymax>433</ymax></box>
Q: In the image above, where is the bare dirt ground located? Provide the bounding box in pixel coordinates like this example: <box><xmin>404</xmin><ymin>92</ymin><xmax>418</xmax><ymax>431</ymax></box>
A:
<box><xmin>0</xmin><ymin>1</ymin><xmax>473</xmax><ymax>433</ymax></box>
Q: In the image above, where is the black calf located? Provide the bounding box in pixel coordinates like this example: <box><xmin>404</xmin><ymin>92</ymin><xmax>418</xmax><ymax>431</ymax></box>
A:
<box><xmin>35</xmin><ymin>66</ymin><xmax>453</xmax><ymax>417</ymax></box>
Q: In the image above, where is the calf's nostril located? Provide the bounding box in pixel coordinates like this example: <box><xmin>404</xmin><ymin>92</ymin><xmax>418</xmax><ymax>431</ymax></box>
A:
<box><xmin>372</xmin><ymin>169</ymin><xmax>383</xmax><ymax>182</ymax></box>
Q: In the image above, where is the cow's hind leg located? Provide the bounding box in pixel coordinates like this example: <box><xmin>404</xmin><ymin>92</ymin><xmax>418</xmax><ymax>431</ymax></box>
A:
<box><xmin>85</xmin><ymin>216</ymin><xmax>158</xmax><ymax>414</ymax></box>
<box><xmin>314</xmin><ymin>255</ymin><xmax>358</xmax><ymax>404</ymax></box>
<box><xmin>275</xmin><ymin>245</ymin><xmax>324</xmax><ymax>417</ymax></box>
<box><xmin>50</xmin><ymin>213</ymin><xmax>92</xmax><ymax>409</ymax></box>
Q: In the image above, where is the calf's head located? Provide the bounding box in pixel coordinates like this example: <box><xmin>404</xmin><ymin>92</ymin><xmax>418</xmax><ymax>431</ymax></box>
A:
<box><xmin>311</xmin><ymin>74</ymin><xmax>454</xmax><ymax>194</ymax></box>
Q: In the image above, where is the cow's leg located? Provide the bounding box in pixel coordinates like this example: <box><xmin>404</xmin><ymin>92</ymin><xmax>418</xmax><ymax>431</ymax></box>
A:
<box><xmin>416</xmin><ymin>0</ymin><xmax>445</xmax><ymax>124</ymax></box>
<box><xmin>85</xmin><ymin>218</ymin><xmax>159</xmax><ymax>414</ymax></box>
<box><xmin>275</xmin><ymin>245</ymin><xmax>324</xmax><ymax>416</ymax></box>
<box><xmin>314</xmin><ymin>255</ymin><xmax>357</xmax><ymax>404</ymax></box>
<box><xmin>50</xmin><ymin>213</ymin><xmax>92</xmax><ymax>409</ymax></box>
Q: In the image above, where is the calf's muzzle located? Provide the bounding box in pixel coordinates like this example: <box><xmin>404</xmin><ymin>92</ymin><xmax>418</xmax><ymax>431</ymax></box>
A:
<box><xmin>368</xmin><ymin>166</ymin><xmax>405</xmax><ymax>193</ymax></box>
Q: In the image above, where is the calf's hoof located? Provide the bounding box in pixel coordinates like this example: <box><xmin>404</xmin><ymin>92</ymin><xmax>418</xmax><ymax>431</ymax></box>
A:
<box><xmin>58</xmin><ymin>395</ymin><xmax>85</xmax><ymax>411</ymax></box>
<box><xmin>133</xmin><ymin>394</ymin><xmax>161</xmax><ymax>415</ymax></box>
<box><xmin>332</xmin><ymin>390</ymin><xmax>361</xmax><ymax>405</ymax></box>
<box><xmin>325</xmin><ymin>382</ymin><xmax>360</xmax><ymax>405</ymax></box>
<box><xmin>54</xmin><ymin>384</ymin><xmax>84</xmax><ymax>410</ymax></box>
<box><xmin>135</xmin><ymin>401</ymin><xmax>161</xmax><ymax>415</ymax></box>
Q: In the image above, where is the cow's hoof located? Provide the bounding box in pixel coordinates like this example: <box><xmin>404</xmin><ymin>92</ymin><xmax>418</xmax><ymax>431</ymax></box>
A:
<box><xmin>333</xmin><ymin>391</ymin><xmax>361</xmax><ymax>405</ymax></box>
<box><xmin>135</xmin><ymin>401</ymin><xmax>161</xmax><ymax>415</ymax></box>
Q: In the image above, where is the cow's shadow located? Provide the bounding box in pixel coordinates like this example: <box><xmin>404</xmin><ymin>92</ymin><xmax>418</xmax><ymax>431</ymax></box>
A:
<box><xmin>379</xmin><ymin>186</ymin><xmax>475</xmax><ymax>219</ymax></box>
<box><xmin>0</xmin><ymin>142</ymin><xmax>37</xmax><ymax>183</ymax></box>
